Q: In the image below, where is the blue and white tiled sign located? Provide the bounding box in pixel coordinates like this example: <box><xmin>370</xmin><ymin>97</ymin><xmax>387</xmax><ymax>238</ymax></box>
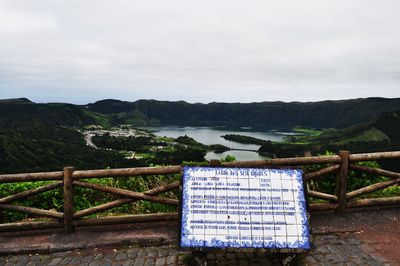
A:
<box><xmin>180</xmin><ymin>167</ymin><xmax>310</xmax><ymax>249</ymax></box>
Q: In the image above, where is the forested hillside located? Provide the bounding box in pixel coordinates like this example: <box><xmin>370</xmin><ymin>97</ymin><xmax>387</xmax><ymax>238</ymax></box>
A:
<box><xmin>0</xmin><ymin>124</ymin><xmax>136</xmax><ymax>174</ymax></box>
<box><xmin>0</xmin><ymin>99</ymin><xmax>135</xmax><ymax>174</ymax></box>
<box><xmin>4</xmin><ymin>97</ymin><xmax>398</xmax><ymax>131</ymax></box>
<box><xmin>0</xmin><ymin>98</ymin><xmax>96</xmax><ymax>128</ymax></box>
<box><xmin>259</xmin><ymin>110</ymin><xmax>400</xmax><ymax>159</ymax></box>
<box><xmin>1</xmin><ymin>97</ymin><xmax>400</xmax><ymax>174</ymax></box>
<box><xmin>87</xmin><ymin>97</ymin><xmax>400</xmax><ymax>130</ymax></box>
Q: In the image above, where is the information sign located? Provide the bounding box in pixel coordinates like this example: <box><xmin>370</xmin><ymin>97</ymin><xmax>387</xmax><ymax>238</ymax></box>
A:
<box><xmin>180</xmin><ymin>167</ymin><xmax>310</xmax><ymax>249</ymax></box>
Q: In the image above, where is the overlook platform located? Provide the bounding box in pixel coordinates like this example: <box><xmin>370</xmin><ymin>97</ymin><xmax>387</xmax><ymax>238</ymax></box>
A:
<box><xmin>0</xmin><ymin>206</ymin><xmax>399</xmax><ymax>265</ymax></box>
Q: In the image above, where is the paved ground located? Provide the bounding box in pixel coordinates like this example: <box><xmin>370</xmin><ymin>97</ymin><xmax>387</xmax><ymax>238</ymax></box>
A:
<box><xmin>0</xmin><ymin>233</ymin><xmax>392</xmax><ymax>265</ymax></box>
<box><xmin>0</xmin><ymin>206</ymin><xmax>399</xmax><ymax>265</ymax></box>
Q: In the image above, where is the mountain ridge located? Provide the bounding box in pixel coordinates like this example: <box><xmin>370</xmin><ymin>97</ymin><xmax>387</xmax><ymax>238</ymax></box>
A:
<box><xmin>85</xmin><ymin>97</ymin><xmax>400</xmax><ymax>130</ymax></box>
<box><xmin>1</xmin><ymin>96</ymin><xmax>400</xmax><ymax>130</ymax></box>
<box><xmin>1</xmin><ymin>96</ymin><xmax>400</xmax><ymax>173</ymax></box>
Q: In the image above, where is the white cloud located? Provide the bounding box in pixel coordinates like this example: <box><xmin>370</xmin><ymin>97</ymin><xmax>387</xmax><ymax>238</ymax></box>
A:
<box><xmin>0</xmin><ymin>0</ymin><xmax>399</xmax><ymax>104</ymax></box>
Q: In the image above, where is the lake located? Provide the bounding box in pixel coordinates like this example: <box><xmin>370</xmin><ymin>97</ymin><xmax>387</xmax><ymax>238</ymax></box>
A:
<box><xmin>142</xmin><ymin>126</ymin><xmax>293</xmax><ymax>161</ymax></box>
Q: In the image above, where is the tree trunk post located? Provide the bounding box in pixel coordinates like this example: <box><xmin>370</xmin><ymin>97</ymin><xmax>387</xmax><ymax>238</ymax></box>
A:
<box><xmin>336</xmin><ymin>151</ymin><xmax>349</xmax><ymax>214</ymax></box>
<box><xmin>63</xmin><ymin>166</ymin><xmax>75</xmax><ymax>233</ymax></box>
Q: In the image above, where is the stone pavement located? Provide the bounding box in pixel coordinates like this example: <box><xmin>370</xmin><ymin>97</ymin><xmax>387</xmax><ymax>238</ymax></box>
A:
<box><xmin>0</xmin><ymin>206</ymin><xmax>399</xmax><ymax>265</ymax></box>
<box><xmin>0</xmin><ymin>233</ymin><xmax>394</xmax><ymax>265</ymax></box>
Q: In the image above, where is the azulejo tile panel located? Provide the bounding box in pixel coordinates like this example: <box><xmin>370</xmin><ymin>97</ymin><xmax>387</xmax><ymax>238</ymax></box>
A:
<box><xmin>180</xmin><ymin>167</ymin><xmax>310</xmax><ymax>249</ymax></box>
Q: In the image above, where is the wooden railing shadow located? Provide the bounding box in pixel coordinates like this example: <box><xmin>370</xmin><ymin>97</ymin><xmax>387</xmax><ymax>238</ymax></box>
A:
<box><xmin>0</xmin><ymin>151</ymin><xmax>399</xmax><ymax>234</ymax></box>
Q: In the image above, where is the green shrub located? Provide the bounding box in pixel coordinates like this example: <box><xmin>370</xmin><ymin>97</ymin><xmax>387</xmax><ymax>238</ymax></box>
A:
<box><xmin>305</xmin><ymin>151</ymin><xmax>399</xmax><ymax>200</ymax></box>
<box><xmin>0</xmin><ymin>174</ymin><xmax>180</xmax><ymax>223</ymax></box>
<box><xmin>0</xmin><ymin>181</ymin><xmax>63</xmax><ymax>222</ymax></box>
<box><xmin>221</xmin><ymin>155</ymin><xmax>236</xmax><ymax>163</ymax></box>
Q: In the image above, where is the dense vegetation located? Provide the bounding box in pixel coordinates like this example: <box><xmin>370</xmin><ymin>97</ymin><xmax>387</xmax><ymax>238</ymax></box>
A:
<box><xmin>305</xmin><ymin>152</ymin><xmax>400</xmax><ymax>201</ymax></box>
<box><xmin>2</xmin><ymin>97</ymin><xmax>400</xmax><ymax>173</ymax></box>
<box><xmin>92</xmin><ymin>134</ymin><xmax>160</xmax><ymax>153</ymax></box>
<box><xmin>1</xmin><ymin>97</ymin><xmax>400</xmax><ymax>223</ymax></box>
<box><xmin>222</xmin><ymin>134</ymin><xmax>269</xmax><ymax>146</ymax></box>
<box><xmin>256</xmin><ymin>110</ymin><xmax>400</xmax><ymax>158</ymax></box>
<box><xmin>0</xmin><ymin>98</ymin><xmax>97</xmax><ymax>128</ymax></box>
<box><xmin>91</xmin><ymin>133</ymin><xmax>209</xmax><ymax>165</ymax></box>
<box><xmin>0</xmin><ymin>99</ymin><xmax>213</xmax><ymax>174</ymax></box>
<box><xmin>87</xmin><ymin>97</ymin><xmax>400</xmax><ymax>130</ymax></box>
<box><xmin>0</xmin><ymin>174</ymin><xmax>180</xmax><ymax>223</ymax></box>
<box><xmin>2</xmin><ymin>97</ymin><xmax>400</xmax><ymax>171</ymax></box>
<box><xmin>3</xmin><ymin>97</ymin><xmax>400</xmax><ymax>132</ymax></box>
<box><xmin>0</xmin><ymin>124</ymin><xmax>137</xmax><ymax>174</ymax></box>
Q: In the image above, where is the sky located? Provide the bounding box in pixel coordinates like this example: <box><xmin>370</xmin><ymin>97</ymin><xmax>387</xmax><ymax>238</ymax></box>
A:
<box><xmin>0</xmin><ymin>1</ymin><xmax>399</xmax><ymax>104</ymax></box>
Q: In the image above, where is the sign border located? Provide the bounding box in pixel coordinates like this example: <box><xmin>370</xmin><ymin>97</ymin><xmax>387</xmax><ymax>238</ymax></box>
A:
<box><xmin>178</xmin><ymin>166</ymin><xmax>312</xmax><ymax>252</ymax></box>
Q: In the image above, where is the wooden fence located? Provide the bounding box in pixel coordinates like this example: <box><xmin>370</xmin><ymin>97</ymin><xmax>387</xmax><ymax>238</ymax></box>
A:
<box><xmin>0</xmin><ymin>150</ymin><xmax>400</xmax><ymax>233</ymax></box>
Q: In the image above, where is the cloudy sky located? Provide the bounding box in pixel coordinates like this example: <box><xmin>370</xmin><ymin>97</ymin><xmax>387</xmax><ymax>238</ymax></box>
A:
<box><xmin>0</xmin><ymin>1</ymin><xmax>399</xmax><ymax>104</ymax></box>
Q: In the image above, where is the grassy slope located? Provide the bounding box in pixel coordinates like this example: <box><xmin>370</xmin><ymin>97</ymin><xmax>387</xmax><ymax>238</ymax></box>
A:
<box><xmin>257</xmin><ymin>110</ymin><xmax>400</xmax><ymax>158</ymax></box>
<box><xmin>333</xmin><ymin>127</ymin><xmax>389</xmax><ymax>145</ymax></box>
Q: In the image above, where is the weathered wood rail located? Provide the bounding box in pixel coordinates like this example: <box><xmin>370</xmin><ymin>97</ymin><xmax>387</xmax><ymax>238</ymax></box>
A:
<box><xmin>0</xmin><ymin>150</ymin><xmax>399</xmax><ymax>233</ymax></box>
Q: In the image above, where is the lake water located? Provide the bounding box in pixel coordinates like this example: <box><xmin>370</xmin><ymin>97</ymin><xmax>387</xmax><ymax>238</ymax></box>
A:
<box><xmin>143</xmin><ymin>126</ymin><xmax>293</xmax><ymax>161</ymax></box>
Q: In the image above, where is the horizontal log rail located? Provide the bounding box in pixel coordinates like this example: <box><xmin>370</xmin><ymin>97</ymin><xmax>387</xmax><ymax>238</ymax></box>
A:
<box><xmin>0</xmin><ymin>213</ymin><xmax>178</xmax><ymax>232</ymax></box>
<box><xmin>0</xmin><ymin>204</ymin><xmax>63</xmax><ymax>219</ymax></box>
<box><xmin>310</xmin><ymin>196</ymin><xmax>400</xmax><ymax>211</ymax></box>
<box><xmin>0</xmin><ymin>171</ymin><xmax>63</xmax><ymax>183</ymax></box>
<box><xmin>222</xmin><ymin>154</ymin><xmax>341</xmax><ymax>167</ymax></box>
<box><xmin>1</xmin><ymin>151</ymin><xmax>399</xmax><ymax>183</ymax></box>
<box><xmin>346</xmin><ymin>196</ymin><xmax>400</xmax><ymax>208</ymax></box>
<box><xmin>74</xmin><ymin>212</ymin><xmax>178</xmax><ymax>227</ymax></box>
<box><xmin>72</xmin><ymin>165</ymin><xmax>182</xmax><ymax>179</ymax></box>
<box><xmin>0</xmin><ymin>150</ymin><xmax>399</xmax><ymax>234</ymax></box>
<box><xmin>0</xmin><ymin>220</ymin><xmax>63</xmax><ymax>232</ymax></box>
<box><xmin>349</xmin><ymin>151</ymin><xmax>400</xmax><ymax>162</ymax></box>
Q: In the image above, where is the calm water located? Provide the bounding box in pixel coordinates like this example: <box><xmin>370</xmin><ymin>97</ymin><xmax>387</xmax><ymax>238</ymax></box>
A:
<box><xmin>143</xmin><ymin>126</ymin><xmax>292</xmax><ymax>161</ymax></box>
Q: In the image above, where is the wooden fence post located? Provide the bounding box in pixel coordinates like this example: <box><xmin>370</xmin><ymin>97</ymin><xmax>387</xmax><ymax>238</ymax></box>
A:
<box><xmin>336</xmin><ymin>151</ymin><xmax>349</xmax><ymax>214</ymax></box>
<box><xmin>63</xmin><ymin>166</ymin><xmax>75</xmax><ymax>233</ymax></box>
<box><xmin>209</xmin><ymin>160</ymin><xmax>221</xmax><ymax>167</ymax></box>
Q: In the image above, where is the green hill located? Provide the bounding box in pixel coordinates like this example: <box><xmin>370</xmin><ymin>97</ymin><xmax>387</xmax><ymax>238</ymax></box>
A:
<box><xmin>2</xmin><ymin>97</ymin><xmax>400</xmax><ymax>131</ymax></box>
<box><xmin>374</xmin><ymin>110</ymin><xmax>400</xmax><ymax>144</ymax></box>
<box><xmin>261</xmin><ymin>110</ymin><xmax>400</xmax><ymax>158</ymax></box>
<box><xmin>0</xmin><ymin>100</ymin><xmax>97</xmax><ymax>128</ymax></box>
<box><xmin>1</xmin><ymin>97</ymin><xmax>400</xmax><ymax>173</ymax></box>
<box><xmin>87</xmin><ymin>97</ymin><xmax>400</xmax><ymax>130</ymax></box>
<box><xmin>0</xmin><ymin>100</ymin><xmax>136</xmax><ymax>174</ymax></box>
<box><xmin>311</xmin><ymin>110</ymin><xmax>400</xmax><ymax>148</ymax></box>
<box><xmin>0</xmin><ymin>124</ymin><xmax>136</xmax><ymax>174</ymax></box>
